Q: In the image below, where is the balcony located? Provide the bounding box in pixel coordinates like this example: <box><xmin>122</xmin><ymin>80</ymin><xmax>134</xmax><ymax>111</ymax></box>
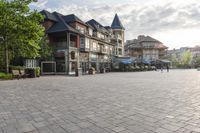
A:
<box><xmin>70</xmin><ymin>41</ymin><xmax>77</xmax><ymax>48</ymax></box>
<box><xmin>80</xmin><ymin>47</ymin><xmax>90</xmax><ymax>52</ymax></box>
<box><xmin>53</xmin><ymin>41</ymin><xmax>67</xmax><ymax>49</ymax></box>
<box><xmin>113</xmin><ymin>35</ymin><xmax>122</xmax><ymax>40</ymax></box>
<box><xmin>118</xmin><ymin>43</ymin><xmax>123</xmax><ymax>47</ymax></box>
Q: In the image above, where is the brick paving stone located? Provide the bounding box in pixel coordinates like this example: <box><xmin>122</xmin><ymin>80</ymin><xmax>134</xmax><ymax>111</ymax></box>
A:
<box><xmin>155</xmin><ymin>127</ymin><xmax>173</xmax><ymax>133</ymax></box>
<box><xmin>0</xmin><ymin>70</ymin><xmax>200</xmax><ymax>133</ymax></box>
<box><xmin>112</xmin><ymin>126</ymin><xmax>126</xmax><ymax>132</ymax></box>
<box><xmin>18</xmin><ymin>123</ymin><xmax>36</xmax><ymax>133</ymax></box>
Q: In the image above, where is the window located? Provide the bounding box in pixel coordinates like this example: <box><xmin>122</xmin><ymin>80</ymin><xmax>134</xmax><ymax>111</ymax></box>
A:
<box><xmin>71</xmin><ymin>51</ymin><xmax>75</xmax><ymax>60</ymax></box>
<box><xmin>97</xmin><ymin>44</ymin><xmax>100</xmax><ymax>52</ymax></box>
<box><xmin>93</xmin><ymin>42</ymin><xmax>97</xmax><ymax>51</ymax></box>
<box><xmin>104</xmin><ymin>55</ymin><xmax>108</xmax><ymax>60</ymax></box>
<box><xmin>105</xmin><ymin>45</ymin><xmax>108</xmax><ymax>53</ymax></box>
<box><xmin>85</xmin><ymin>38</ymin><xmax>90</xmax><ymax>49</ymax></box>
<box><xmin>80</xmin><ymin>38</ymin><xmax>85</xmax><ymax>48</ymax></box>
<box><xmin>97</xmin><ymin>32</ymin><xmax>101</xmax><ymax>38</ymax></box>
<box><xmin>89</xmin><ymin>28</ymin><xmax>93</xmax><ymax>36</ymax></box>
<box><xmin>90</xmin><ymin>54</ymin><xmax>97</xmax><ymax>61</ymax></box>
<box><xmin>110</xmin><ymin>47</ymin><xmax>112</xmax><ymax>54</ymax></box>
<box><xmin>77</xmin><ymin>26</ymin><xmax>85</xmax><ymax>34</ymax></box>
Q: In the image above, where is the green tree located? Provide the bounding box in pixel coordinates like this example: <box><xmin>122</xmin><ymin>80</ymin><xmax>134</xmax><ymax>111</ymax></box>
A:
<box><xmin>170</xmin><ymin>54</ymin><xmax>178</xmax><ymax>68</ymax></box>
<box><xmin>0</xmin><ymin>0</ymin><xmax>44</xmax><ymax>73</ymax></box>
<box><xmin>180</xmin><ymin>51</ymin><xmax>192</xmax><ymax>68</ymax></box>
<box><xmin>194</xmin><ymin>57</ymin><xmax>200</xmax><ymax>67</ymax></box>
<box><xmin>39</xmin><ymin>35</ymin><xmax>53</xmax><ymax>60</ymax></box>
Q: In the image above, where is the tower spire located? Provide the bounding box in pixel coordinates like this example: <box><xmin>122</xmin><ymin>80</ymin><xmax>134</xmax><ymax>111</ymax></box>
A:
<box><xmin>111</xmin><ymin>14</ymin><xmax>125</xmax><ymax>30</ymax></box>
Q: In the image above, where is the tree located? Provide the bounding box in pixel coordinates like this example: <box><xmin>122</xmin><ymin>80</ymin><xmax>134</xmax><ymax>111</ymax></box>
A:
<box><xmin>38</xmin><ymin>35</ymin><xmax>53</xmax><ymax>61</ymax></box>
<box><xmin>170</xmin><ymin>54</ymin><xmax>178</xmax><ymax>68</ymax></box>
<box><xmin>0</xmin><ymin>0</ymin><xmax>44</xmax><ymax>73</ymax></box>
<box><xmin>194</xmin><ymin>57</ymin><xmax>200</xmax><ymax>67</ymax></box>
<box><xmin>180</xmin><ymin>51</ymin><xmax>192</xmax><ymax>68</ymax></box>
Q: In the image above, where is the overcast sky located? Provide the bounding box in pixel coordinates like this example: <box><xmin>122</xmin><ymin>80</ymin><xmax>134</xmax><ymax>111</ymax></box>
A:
<box><xmin>30</xmin><ymin>0</ymin><xmax>200</xmax><ymax>49</ymax></box>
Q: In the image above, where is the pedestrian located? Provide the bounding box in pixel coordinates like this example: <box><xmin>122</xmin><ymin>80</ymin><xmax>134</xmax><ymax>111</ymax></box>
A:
<box><xmin>166</xmin><ymin>65</ymin><xmax>169</xmax><ymax>72</ymax></box>
<box><xmin>161</xmin><ymin>64</ymin><xmax>163</xmax><ymax>72</ymax></box>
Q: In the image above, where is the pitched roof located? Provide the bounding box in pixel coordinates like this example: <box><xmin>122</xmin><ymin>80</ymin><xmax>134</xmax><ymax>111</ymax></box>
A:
<box><xmin>63</xmin><ymin>14</ymin><xmax>85</xmax><ymax>25</ymax></box>
<box><xmin>127</xmin><ymin>36</ymin><xmax>167</xmax><ymax>49</ymax></box>
<box><xmin>111</xmin><ymin>14</ymin><xmax>125</xmax><ymax>30</ymax></box>
<box><xmin>87</xmin><ymin>19</ymin><xmax>104</xmax><ymax>29</ymax></box>
<box><xmin>46</xmin><ymin>12</ymin><xmax>78</xmax><ymax>34</ymax></box>
<box><xmin>40</xmin><ymin>10</ymin><xmax>58</xmax><ymax>22</ymax></box>
<box><xmin>86</xmin><ymin>19</ymin><xmax>109</xmax><ymax>34</ymax></box>
<box><xmin>140</xmin><ymin>36</ymin><xmax>161</xmax><ymax>43</ymax></box>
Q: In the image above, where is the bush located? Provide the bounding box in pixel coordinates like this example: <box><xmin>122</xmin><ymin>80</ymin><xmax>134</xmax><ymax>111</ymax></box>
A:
<box><xmin>9</xmin><ymin>66</ymin><xmax>25</xmax><ymax>70</ymax></box>
<box><xmin>35</xmin><ymin>67</ymin><xmax>40</xmax><ymax>77</ymax></box>
<box><xmin>0</xmin><ymin>72</ymin><xmax>13</xmax><ymax>80</ymax></box>
<box><xmin>89</xmin><ymin>67</ymin><xmax>95</xmax><ymax>74</ymax></box>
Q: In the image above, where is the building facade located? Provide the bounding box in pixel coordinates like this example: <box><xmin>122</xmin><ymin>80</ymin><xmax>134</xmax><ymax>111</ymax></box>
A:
<box><xmin>167</xmin><ymin>46</ymin><xmax>200</xmax><ymax>67</ymax></box>
<box><xmin>125</xmin><ymin>35</ymin><xmax>168</xmax><ymax>61</ymax></box>
<box><xmin>40</xmin><ymin>10</ymin><xmax>125</xmax><ymax>74</ymax></box>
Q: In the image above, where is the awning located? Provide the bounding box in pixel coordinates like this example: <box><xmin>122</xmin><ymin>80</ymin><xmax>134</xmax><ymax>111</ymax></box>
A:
<box><xmin>120</xmin><ymin>59</ymin><xmax>134</xmax><ymax>65</ymax></box>
<box><xmin>142</xmin><ymin>59</ymin><xmax>151</xmax><ymax>65</ymax></box>
<box><xmin>157</xmin><ymin>59</ymin><xmax>171</xmax><ymax>64</ymax></box>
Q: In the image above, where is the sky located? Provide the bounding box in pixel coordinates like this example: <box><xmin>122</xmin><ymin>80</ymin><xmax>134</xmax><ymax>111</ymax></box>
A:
<box><xmin>30</xmin><ymin>0</ymin><xmax>200</xmax><ymax>49</ymax></box>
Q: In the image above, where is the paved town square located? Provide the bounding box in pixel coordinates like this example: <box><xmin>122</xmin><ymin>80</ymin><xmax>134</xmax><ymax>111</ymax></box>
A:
<box><xmin>0</xmin><ymin>70</ymin><xmax>200</xmax><ymax>133</ymax></box>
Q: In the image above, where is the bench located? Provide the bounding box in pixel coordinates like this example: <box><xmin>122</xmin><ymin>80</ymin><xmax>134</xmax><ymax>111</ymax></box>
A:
<box><xmin>12</xmin><ymin>70</ymin><xmax>21</xmax><ymax>79</ymax></box>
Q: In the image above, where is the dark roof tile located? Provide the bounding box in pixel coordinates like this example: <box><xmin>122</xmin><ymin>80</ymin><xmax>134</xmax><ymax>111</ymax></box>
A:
<box><xmin>111</xmin><ymin>14</ymin><xmax>125</xmax><ymax>30</ymax></box>
<box><xmin>40</xmin><ymin>10</ymin><xmax>58</xmax><ymax>22</ymax></box>
<box><xmin>63</xmin><ymin>14</ymin><xmax>85</xmax><ymax>25</ymax></box>
<box><xmin>46</xmin><ymin>12</ymin><xmax>78</xmax><ymax>34</ymax></box>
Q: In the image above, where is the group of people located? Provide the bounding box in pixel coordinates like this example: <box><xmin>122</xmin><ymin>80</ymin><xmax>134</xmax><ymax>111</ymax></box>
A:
<box><xmin>160</xmin><ymin>65</ymin><xmax>169</xmax><ymax>72</ymax></box>
<box><xmin>156</xmin><ymin>64</ymin><xmax>170</xmax><ymax>72</ymax></box>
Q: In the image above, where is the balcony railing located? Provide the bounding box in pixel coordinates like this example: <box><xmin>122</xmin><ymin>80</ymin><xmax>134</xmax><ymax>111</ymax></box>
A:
<box><xmin>113</xmin><ymin>35</ymin><xmax>122</xmax><ymax>40</ymax></box>
<box><xmin>70</xmin><ymin>41</ymin><xmax>77</xmax><ymax>48</ymax></box>
<box><xmin>53</xmin><ymin>41</ymin><xmax>67</xmax><ymax>49</ymax></box>
<box><xmin>118</xmin><ymin>43</ymin><xmax>122</xmax><ymax>47</ymax></box>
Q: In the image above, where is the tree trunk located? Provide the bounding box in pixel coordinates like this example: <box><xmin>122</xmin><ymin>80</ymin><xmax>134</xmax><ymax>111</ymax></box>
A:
<box><xmin>5</xmin><ymin>37</ymin><xmax>9</xmax><ymax>74</ymax></box>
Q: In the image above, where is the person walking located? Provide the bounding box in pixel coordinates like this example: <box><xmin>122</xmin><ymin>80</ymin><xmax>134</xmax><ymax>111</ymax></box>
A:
<box><xmin>160</xmin><ymin>64</ymin><xmax>163</xmax><ymax>72</ymax></box>
<box><xmin>166</xmin><ymin>65</ymin><xmax>169</xmax><ymax>72</ymax></box>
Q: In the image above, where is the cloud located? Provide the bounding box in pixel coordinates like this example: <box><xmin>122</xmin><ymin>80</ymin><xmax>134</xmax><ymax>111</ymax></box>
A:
<box><xmin>30</xmin><ymin>0</ymin><xmax>200</xmax><ymax>48</ymax></box>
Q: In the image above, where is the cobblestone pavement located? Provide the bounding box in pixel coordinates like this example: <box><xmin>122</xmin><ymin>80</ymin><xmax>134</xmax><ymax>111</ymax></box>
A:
<box><xmin>0</xmin><ymin>70</ymin><xmax>200</xmax><ymax>133</ymax></box>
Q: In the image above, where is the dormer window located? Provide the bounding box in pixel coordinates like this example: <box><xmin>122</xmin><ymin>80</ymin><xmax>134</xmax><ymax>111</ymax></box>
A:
<box><xmin>76</xmin><ymin>25</ymin><xmax>85</xmax><ymax>34</ymax></box>
<box><xmin>89</xmin><ymin>28</ymin><xmax>93</xmax><ymax>36</ymax></box>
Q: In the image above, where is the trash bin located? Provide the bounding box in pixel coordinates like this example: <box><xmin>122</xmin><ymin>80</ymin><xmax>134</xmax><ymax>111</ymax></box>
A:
<box><xmin>75</xmin><ymin>68</ymin><xmax>82</xmax><ymax>76</ymax></box>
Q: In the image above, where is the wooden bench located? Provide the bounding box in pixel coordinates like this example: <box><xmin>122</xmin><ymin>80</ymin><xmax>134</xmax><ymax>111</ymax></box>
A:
<box><xmin>12</xmin><ymin>70</ymin><xmax>21</xmax><ymax>79</ymax></box>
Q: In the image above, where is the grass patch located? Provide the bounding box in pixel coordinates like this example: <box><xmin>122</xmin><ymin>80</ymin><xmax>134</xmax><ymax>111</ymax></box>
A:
<box><xmin>0</xmin><ymin>72</ymin><xmax>13</xmax><ymax>80</ymax></box>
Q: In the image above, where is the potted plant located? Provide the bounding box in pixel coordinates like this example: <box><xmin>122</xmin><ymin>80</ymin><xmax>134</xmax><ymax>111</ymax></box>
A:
<box><xmin>89</xmin><ymin>67</ymin><xmax>95</xmax><ymax>74</ymax></box>
<box><xmin>35</xmin><ymin>67</ymin><xmax>40</xmax><ymax>77</ymax></box>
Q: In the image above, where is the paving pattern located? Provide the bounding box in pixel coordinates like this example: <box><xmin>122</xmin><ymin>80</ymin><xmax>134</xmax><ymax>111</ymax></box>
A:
<box><xmin>0</xmin><ymin>69</ymin><xmax>200</xmax><ymax>133</ymax></box>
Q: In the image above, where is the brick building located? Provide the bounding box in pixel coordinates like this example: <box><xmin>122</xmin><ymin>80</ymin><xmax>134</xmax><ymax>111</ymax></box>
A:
<box><xmin>40</xmin><ymin>10</ymin><xmax>125</xmax><ymax>74</ymax></box>
<box><xmin>125</xmin><ymin>35</ymin><xmax>167</xmax><ymax>62</ymax></box>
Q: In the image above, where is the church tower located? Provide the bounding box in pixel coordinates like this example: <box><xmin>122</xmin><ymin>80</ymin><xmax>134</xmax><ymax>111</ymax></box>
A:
<box><xmin>111</xmin><ymin>14</ymin><xmax>125</xmax><ymax>56</ymax></box>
